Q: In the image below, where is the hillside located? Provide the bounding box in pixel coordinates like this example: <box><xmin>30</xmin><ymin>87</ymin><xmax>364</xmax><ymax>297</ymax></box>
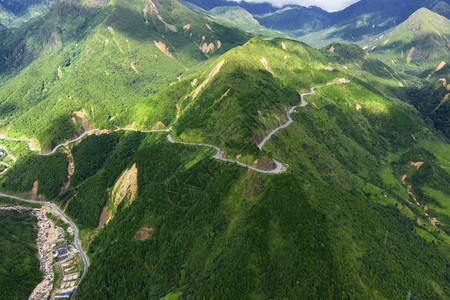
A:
<box><xmin>299</xmin><ymin>0</ymin><xmax>449</xmax><ymax>47</ymax></box>
<box><xmin>0</xmin><ymin>209</ymin><xmax>41</xmax><ymax>299</ymax></box>
<box><xmin>180</xmin><ymin>3</ymin><xmax>287</xmax><ymax>38</ymax></box>
<box><xmin>1</xmin><ymin>36</ymin><xmax>449</xmax><ymax>299</ymax></box>
<box><xmin>0</xmin><ymin>0</ymin><xmax>250</xmax><ymax>152</ymax></box>
<box><xmin>406</xmin><ymin>64</ymin><xmax>450</xmax><ymax>138</ymax></box>
<box><xmin>185</xmin><ymin>0</ymin><xmax>450</xmax><ymax>45</ymax></box>
<box><xmin>254</xmin><ymin>6</ymin><xmax>332</xmax><ymax>37</ymax></box>
<box><xmin>0</xmin><ymin>0</ymin><xmax>57</xmax><ymax>28</ymax></box>
<box><xmin>369</xmin><ymin>8</ymin><xmax>450</xmax><ymax>77</ymax></box>
<box><xmin>179</xmin><ymin>0</ymin><xmax>278</xmax><ymax>14</ymax></box>
<box><xmin>124</xmin><ymin>38</ymin><xmax>339</xmax><ymax>166</ymax></box>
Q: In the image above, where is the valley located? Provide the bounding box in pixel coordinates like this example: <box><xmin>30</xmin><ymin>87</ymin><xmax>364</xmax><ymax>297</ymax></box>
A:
<box><xmin>0</xmin><ymin>194</ymin><xmax>89</xmax><ymax>299</ymax></box>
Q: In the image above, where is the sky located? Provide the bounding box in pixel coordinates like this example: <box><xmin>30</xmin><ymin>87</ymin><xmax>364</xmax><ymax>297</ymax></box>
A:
<box><xmin>234</xmin><ymin>0</ymin><xmax>361</xmax><ymax>12</ymax></box>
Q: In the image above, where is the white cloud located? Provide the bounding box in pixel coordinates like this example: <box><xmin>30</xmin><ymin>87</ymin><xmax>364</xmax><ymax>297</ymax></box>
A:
<box><xmin>233</xmin><ymin>0</ymin><xmax>361</xmax><ymax>12</ymax></box>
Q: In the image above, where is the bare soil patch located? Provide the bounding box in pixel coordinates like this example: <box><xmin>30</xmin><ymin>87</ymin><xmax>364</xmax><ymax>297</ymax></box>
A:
<box><xmin>401</xmin><ymin>174</ymin><xmax>407</xmax><ymax>184</ymax></box>
<box><xmin>152</xmin><ymin>121</ymin><xmax>165</xmax><ymax>130</ymax></box>
<box><xmin>200</xmin><ymin>42</ymin><xmax>215</xmax><ymax>54</ymax></box>
<box><xmin>260</xmin><ymin>57</ymin><xmax>274</xmax><ymax>75</ymax></box>
<box><xmin>436</xmin><ymin>61</ymin><xmax>446</xmax><ymax>71</ymax></box>
<box><xmin>97</xmin><ymin>206</ymin><xmax>108</xmax><ymax>229</ymax></box>
<box><xmin>134</xmin><ymin>226</ymin><xmax>154</xmax><ymax>240</ymax></box>
<box><xmin>191</xmin><ymin>60</ymin><xmax>225</xmax><ymax>100</ymax></box>
<box><xmin>154</xmin><ymin>41</ymin><xmax>173</xmax><ymax>58</ymax></box>
<box><xmin>410</xmin><ymin>161</ymin><xmax>424</xmax><ymax>170</ymax></box>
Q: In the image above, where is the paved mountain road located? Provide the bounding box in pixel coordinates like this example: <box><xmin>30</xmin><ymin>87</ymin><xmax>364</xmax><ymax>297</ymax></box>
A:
<box><xmin>0</xmin><ymin>78</ymin><xmax>349</xmax><ymax>298</ymax></box>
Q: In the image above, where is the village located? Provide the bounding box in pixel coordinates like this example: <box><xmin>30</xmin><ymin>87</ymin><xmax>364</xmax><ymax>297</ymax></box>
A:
<box><xmin>0</xmin><ymin>204</ymin><xmax>84</xmax><ymax>299</ymax></box>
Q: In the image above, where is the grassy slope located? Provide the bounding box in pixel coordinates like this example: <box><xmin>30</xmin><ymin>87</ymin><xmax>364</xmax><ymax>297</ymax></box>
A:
<box><xmin>140</xmin><ymin>38</ymin><xmax>339</xmax><ymax>162</ymax></box>
<box><xmin>254</xmin><ymin>6</ymin><xmax>332</xmax><ymax>37</ymax></box>
<box><xmin>369</xmin><ymin>8</ymin><xmax>450</xmax><ymax>78</ymax></box>
<box><xmin>180</xmin><ymin>2</ymin><xmax>287</xmax><ymax>38</ymax></box>
<box><xmin>0</xmin><ymin>0</ymin><xmax>57</xmax><ymax>28</ymax></box>
<box><xmin>1</xmin><ymin>37</ymin><xmax>449</xmax><ymax>299</ymax></box>
<box><xmin>406</xmin><ymin>65</ymin><xmax>450</xmax><ymax>139</ymax></box>
<box><xmin>298</xmin><ymin>1</ymin><xmax>447</xmax><ymax>49</ymax></box>
<box><xmin>0</xmin><ymin>209</ymin><xmax>41</xmax><ymax>299</ymax></box>
<box><xmin>0</xmin><ymin>0</ymin><xmax>250</xmax><ymax>151</ymax></box>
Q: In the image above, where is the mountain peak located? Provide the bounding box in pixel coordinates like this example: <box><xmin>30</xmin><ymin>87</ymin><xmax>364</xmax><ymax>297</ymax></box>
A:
<box><xmin>370</xmin><ymin>6</ymin><xmax>450</xmax><ymax>76</ymax></box>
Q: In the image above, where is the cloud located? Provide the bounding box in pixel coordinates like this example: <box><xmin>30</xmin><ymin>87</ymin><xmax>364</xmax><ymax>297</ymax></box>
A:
<box><xmin>233</xmin><ymin>0</ymin><xmax>361</xmax><ymax>12</ymax></box>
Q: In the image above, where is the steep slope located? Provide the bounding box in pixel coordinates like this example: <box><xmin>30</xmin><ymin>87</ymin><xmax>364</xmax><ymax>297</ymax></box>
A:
<box><xmin>0</xmin><ymin>0</ymin><xmax>250</xmax><ymax>151</ymax></box>
<box><xmin>2</xmin><ymin>37</ymin><xmax>449</xmax><ymax>299</ymax></box>
<box><xmin>369</xmin><ymin>8</ymin><xmax>450</xmax><ymax>77</ymax></box>
<box><xmin>320</xmin><ymin>43</ymin><xmax>408</xmax><ymax>100</ymax></box>
<box><xmin>187</xmin><ymin>0</ymin><xmax>450</xmax><ymax>45</ymax></box>
<box><xmin>254</xmin><ymin>6</ymin><xmax>332</xmax><ymax>37</ymax></box>
<box><xmin>0</xmin><ymin>209</ymin><xmax>41</xmax><ymax>299</ymax></box>
<box><xmin>181</xmin><ymin>0</ymin><xmax>278</xmax><ymax>14</ymax></box>
<box><xmin>181</xmin><ymin>3</ymin><xmax>287</xmax><ymax>38</ymax></box>
<box><xmin>407</xmin><ymin>65</ymin><xmax>450</xmax><ymax>138</ymax></box>
<box><xmin>333</xmin><ymin>0</ymin><xmax>449</xmax><ymax>37</ymax></box>
<box><xmin>125</xmin><ymin>37</ymin><xmax>339</xmax><ymax>168</ymax></box>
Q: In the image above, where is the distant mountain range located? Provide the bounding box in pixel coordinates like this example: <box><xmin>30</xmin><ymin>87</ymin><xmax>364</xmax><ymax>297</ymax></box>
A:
<box><xmin>0</xmin><ymin>0</ymin><xmax>57</xmax><ymax>27</ymax></box>
<box><xmin>184</xmin><ymin>0</ymin><xmax>450</xmax><ymax>42</ymax></box>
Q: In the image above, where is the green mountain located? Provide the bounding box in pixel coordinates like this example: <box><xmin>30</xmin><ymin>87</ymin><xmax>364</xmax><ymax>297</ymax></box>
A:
<box><xmin>0</xmin><ymin>0</ymin><xmax>250</xmax><ymax>151</ymax></box>
<box><xmin>299</xmin><ymin>0</ymin><xmax>449</xmax><ymax>48</ymax></box>
<box><xmin>407</xmin><ymin>64</ymin><xmax>450</xmax><ymax>138</ymax></box>
<box><xmin>254</xmin><ymin>6</ymin><xmax>332</xmax><ymax>37</ymax></box>
<box><xmin>178</xmin><ymin>0</ymin><xmax>279</xmax><ymax>15</ymax></box>
<box><xmin>0</xmin><ymin>0</ymin><xmax>57</xmax><ymax>28</ymax></box>
<box><xmin>184</xmin><ymin>0</ymin><xmax>450</xmax><ymax>45</ymax></box>
<box><xmin>320</xmin><ymin>43</ymin><xmax>407</xmax><ymax>97</ymax></box>
<box><xmin>1</xmin><ymin>36</ymin><xmax>449</xmax><ymax>299</ymax></box>
<box><xmin>180</xmin><ymin>2</ymin><xmax>287</xmax><ymax>38</ymax></box>
<box><xmin>369</xmin><ymin>8</ymin><xmax>450</xmax><ymax>77</ymax></box>
<box><xmin>433</xmin><ymin>0</ymin><xmax>450</xmax><ymax>16</ymax></box>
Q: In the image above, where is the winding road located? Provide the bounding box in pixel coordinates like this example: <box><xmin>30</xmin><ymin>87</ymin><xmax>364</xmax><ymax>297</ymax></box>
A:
<box><xmin>0</xmin><ymin>78</ymin><xmax>349</xmax><ymax>298</ymax></box>
<box><xmin>0</xmin><ymin>79</ymin><xmax>349</xmax><ymax>175</ymax></box>
<box><xmin>258</xmin><ymin>79</ymin><xmax>350</xmax><ymax>150</ymax></box>
<box><xmin>167</xmin><ymin>135</ymin><xmax>284</xmax><ymax>173</ymax></box>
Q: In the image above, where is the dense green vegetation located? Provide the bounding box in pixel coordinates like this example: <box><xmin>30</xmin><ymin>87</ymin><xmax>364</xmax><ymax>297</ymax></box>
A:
<box><xmin>0</xmin><ymin>0</ymin><xmax>250</xmax><ymax>150</ymax></box>
<box><xmin>0</xmin><ymin>139</ymin><xmax>36</xmax><ymax>160</ymax></box>
<box><xmin>64</xmin><ymin>125</ymin><xmax>446</xmax><ymax>298</ymax></box>
<box><xmin>406</xmin><ymin>66</ymin><xmax>450</xmax><ymax>138</ymax></box>
<box><xmin>1</xmin><ymin>151</ymin><xmax>67</xmax><ymax>199</ymax></box>
<box><xmin>59</xmin><ymin>131</ymin><xmax>145</xmax><ymax>228</ymax></box>
<box><xmin>369</xmin><ymin>8</ymin><xmax>450</xmax><ymax>78</ymax></box>
<box><xmin>164</xmin><ymin>38</ymin><xmax>340</xmax><ymax>160</ymax></box>
<box><xmin>0</xmin><ymin>209</ymin><xmax>41</xmax><ymax>299</ymax></box>
<box><xmin>0</xmin><ymin>0</ymin><xmax>57</xmax><ymax>28</ymax></box>
<box><xmin>2</xmin><ymin>35</ymin><xmax>448</xmax><ymax>297</ymax></box>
